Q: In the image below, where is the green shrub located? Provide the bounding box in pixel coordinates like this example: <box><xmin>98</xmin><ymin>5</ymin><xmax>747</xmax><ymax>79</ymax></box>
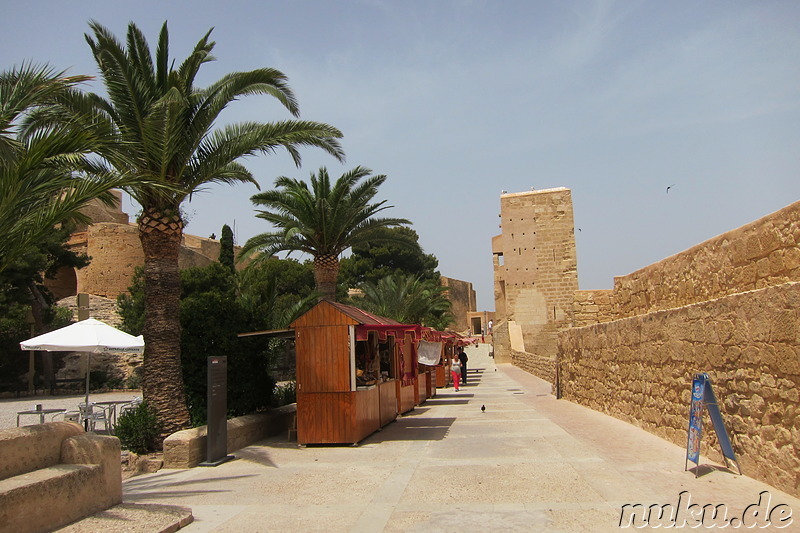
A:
<box><xmin>89</xmin><ymin>370</ymin><xmax>108</xmax><ymax>389</ymax></box>
<box><xmin>105</xmin><ymin>376</ymin><xmax>124</xmax><ymax>389</ymax></box>
<box><xmin>115</xmin><ymin>401</ymin><xmax>160</xmax><ymax>454</ymax></box>
<box><xmin>273</xmin><ymin>381</ymin><xmax>296</xmax><ymax>407</ymax></box>
<box><xmin>125</xmin><ymin>367</ymin><xmax>143</xmax><ymax>389</ymax></box>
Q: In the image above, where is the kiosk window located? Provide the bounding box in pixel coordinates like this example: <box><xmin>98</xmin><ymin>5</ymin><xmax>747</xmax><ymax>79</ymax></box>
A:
<box><xmin>355</xmin><ymin>332</ymin><xmax>380</xmax><ymax>386</ymax></box>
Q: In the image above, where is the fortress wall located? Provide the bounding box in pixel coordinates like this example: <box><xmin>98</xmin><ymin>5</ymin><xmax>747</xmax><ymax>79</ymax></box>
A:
<box><xmin>54</xmin><ymin>224</ymin><xmax>233</xmax><ymax>300</ymax></box>
<box><xmin>572</xmin><ymin>289</ymin><xmax>615</xmax><ymax>327</ymax></box>
<box><xmin>77</xmin><ymin>223</ymin><xmax>143</xmax><ymax>299</ymax></box>
<box><xmin>183</xmin><ymin>233</ymin><xmax>223</xmax><ymax>260</ymax></box>
<box><xmin>612</xmin><ymin>200</ymin><xmax>800</xmax><ymax>320</ymax></box>
<box><xmin>441</xmin><ymin>276</ymin><xmax>476</xmax><ymax>331</ymax></box>
<box><xmin>559</xmin><ymin>281</ymin><xmax>800</xmax><ymax>497</ymax></box>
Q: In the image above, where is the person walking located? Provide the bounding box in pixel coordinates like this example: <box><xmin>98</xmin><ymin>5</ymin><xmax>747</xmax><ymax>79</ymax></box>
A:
<box><xmin>451</xmin><ymin>356</ymin><xmax>461</xmax><ymax>391</ymax></box>
<box><xmin>458</xmin><ymin>347</ymin><xmax>469</xmax><ymax>386</ymax></box>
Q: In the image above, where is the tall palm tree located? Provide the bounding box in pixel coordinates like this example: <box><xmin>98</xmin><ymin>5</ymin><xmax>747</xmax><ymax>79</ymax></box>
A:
<box><xmin>351</xmin><ymin>273</ymin><xmax>453</xmax><ymax>329</ymax></box>
<box><xmin>240</xmin><ymin>166</ymin><xmax>413</xmax><ymax>301</ymax></box>
<box><xmin>0</xmin><ymin>64</ymin><xmax>130</xmax><ymax>273</ymax></box>
<box><xmin>79</xmin><ymin>21</ymin><xmax>345</xmax><ymax>438</ymax></box>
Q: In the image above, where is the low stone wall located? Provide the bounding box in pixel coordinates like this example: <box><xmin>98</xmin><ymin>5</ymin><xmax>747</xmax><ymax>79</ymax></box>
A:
<box><xmin>163</xmin><ymin>405</ymin><xmax>296</xmax><ymax>469</ymax></box>
<box><xmin>511</xmin><ymin>350</ymin><xmax>556</xmax><ymax>384</ymax></box>
<box><xmin>558</xmin><ymin>282</ymin><xmax>800</xmax><ymax>497</ymax></box>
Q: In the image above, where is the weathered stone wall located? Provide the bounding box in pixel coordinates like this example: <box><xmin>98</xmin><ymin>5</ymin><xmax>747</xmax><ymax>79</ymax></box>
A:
<box><xmin>78</xmin><ymin>223</ymin><xmax>144</xmax><ymax>298</ymax></box>
<box><xmin>163</xmin><ymin>405</ymin><xmax>296</xmax><ymax>469</ymax></box>
<box><xmin>559</xmin><ymin>282</ymin><xmax>800</xmax><ymax>497</ymax></box>
<box><xmin>492</xmin><ymin>320</ymin><xmax>512</xmax><ymax>364</ymax></box>
<box><xmin>572</xmin><ymin>289</ymin><xmax>615</xmax><ymax>327</ymax></box>
<box><xmin>49</xmin><ymin>223</ymin><xmax>236</xmax><ymax>300</ymax></box>
<box><xmin>512</xmin><ymin>349</ymin><xmax>556</xmax><ymax>384</ymax></box>
<box><xmin>492</xmin><ymin>188</ymin><xmax>578</xmax><ymax>380</ymax></box>
<box><xmin>613</xmin><ymin>200</ymin><xmax>800</xmax><ymax>319</ymax></box>
<box><xmin>441</xmin><ymin>276</ymin><xmax>476</xmax><ymax>331</ymax></box>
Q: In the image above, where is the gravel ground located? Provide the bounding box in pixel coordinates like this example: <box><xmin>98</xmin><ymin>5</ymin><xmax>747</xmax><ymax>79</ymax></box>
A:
<box><xmin>0</xmin><ymin>390</ymin><xmax>141</xmax><ymax>430</ymax></box>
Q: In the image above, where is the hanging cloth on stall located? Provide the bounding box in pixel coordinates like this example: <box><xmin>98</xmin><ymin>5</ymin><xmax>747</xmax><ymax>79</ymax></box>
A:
<box><xmin>417</xmin><ymin>340</ymin><xmax>442</xmax><ymax>366</ymax></box>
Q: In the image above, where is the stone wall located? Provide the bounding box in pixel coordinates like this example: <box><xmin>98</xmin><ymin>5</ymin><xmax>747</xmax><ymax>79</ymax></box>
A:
<box><xmin>572</xmin><ymin>289</ymin><xmax>615</xmax><ymax>327</ymax></box>
<box><xmin>492</xmin><ymin>188</ymin><xmax>578</xmax><ymax>380</ymax></box>
<box><xmin>559</xmin><ymin>282</ymin><xmax>800</xmax><ymax>497</ymax></box>
<box><xmin>441</xmin><ymin>276</ymin><xmax>476</xmax><ymax>331</ymax></box>
<box><xmin>512</xmin><ymin>349</ymin><xmax>557</xmax><ymax>384</ymax></box>
<box><xmin>163</xmin><ymin>405</ymin><xmax>296</xmax><ymax>469</ymax></box>
<box><xmin>492</xmin><ymin>321</ymin><xmax>512</xmax><ymax>363</ymax></box>
<box><xmin>79</xmin><ymin>223</ymin><xmax>144</xmax><ymax>298</ymax></box>
<box><xmin>613</xmin><ymin>200</ymin><xmax>800</xmax><ymax>319</ymax></box>
<box><xmin>48</xmin><ymin>222</ymin><xmax>235</xmax><ymax>300</ymax></box>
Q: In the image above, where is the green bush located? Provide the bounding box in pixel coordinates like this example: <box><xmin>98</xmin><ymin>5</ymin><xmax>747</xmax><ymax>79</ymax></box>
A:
<box><xmin>272</xmin><ymin>381</ymin><xmax>296</xmax><ymax>407</ymax></box>
<box><xmin>125</xmin><ymin>367</ymin><xmax>143</xmax><ymax>389</ymax></box>
<box><xmin>89</xmin><ymin>370</ymin><xmax>108</xmax><ymax>389</ymax></box>
<box><xmin>105</xmin><ymin>376</ymin><xmax>124</xmax><ymax>389</ymax></box>
<box><xmin>115</xmin><ymin>401</ymin><xmax>160</xmax><ymax>454</ymax></box>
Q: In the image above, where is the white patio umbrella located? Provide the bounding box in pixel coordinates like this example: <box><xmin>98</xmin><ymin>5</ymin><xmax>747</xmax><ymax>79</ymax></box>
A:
<box><xmin>20</xmin><ymin>318</ymin><xmax>144</xmax><ymax>406</ymax></box>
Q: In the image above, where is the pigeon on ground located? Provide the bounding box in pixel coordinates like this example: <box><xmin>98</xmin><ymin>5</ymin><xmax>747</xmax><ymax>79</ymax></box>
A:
<box><xmin>481</xmin><ymin>405</ymin><xmax>486</xmax><ymax>413</ymax></box>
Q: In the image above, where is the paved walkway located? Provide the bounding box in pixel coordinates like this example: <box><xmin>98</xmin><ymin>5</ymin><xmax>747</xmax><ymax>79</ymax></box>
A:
<box><xmin>103</xmin><ymin>345</ymin><xmax>799</xmax><ymax>532</ymax></box>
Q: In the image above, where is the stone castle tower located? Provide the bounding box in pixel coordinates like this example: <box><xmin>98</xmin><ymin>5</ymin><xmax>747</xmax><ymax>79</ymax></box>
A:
<box><xmin>45</xmin><ymin>191</ymin><xmax>231</xmax><ymax>301</ymax></box>
<box><xmin>491</xmin><ymin>187</ymin><xmax>578</xmax><ymax>377</ymax></box>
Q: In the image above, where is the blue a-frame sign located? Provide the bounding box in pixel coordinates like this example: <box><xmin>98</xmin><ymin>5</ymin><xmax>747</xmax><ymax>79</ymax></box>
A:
<box><xmin>685</xmin><ymin>373</ymin><xmax>742</xmax><ymax>476</ymax></box>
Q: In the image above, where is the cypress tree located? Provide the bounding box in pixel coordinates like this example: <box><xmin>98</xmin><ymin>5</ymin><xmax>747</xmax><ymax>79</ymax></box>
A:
<box><xmin>219</xmin><ymin>224</ymin><xmax>235</xmax><ymax>273</ymax></box>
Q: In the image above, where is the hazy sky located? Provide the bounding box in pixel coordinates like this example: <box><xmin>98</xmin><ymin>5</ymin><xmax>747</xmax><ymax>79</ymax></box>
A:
<box><xmin>3</xmin><ymin>1</ymin><xmax>799</xmax><ymax>310</ymax></box>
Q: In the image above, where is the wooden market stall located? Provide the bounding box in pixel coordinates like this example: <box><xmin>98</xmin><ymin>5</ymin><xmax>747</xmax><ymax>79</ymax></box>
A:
<box><xmin>292</xmin><ymin>300</ymin><xmax>425</xmax><ymax>445</ymax></box>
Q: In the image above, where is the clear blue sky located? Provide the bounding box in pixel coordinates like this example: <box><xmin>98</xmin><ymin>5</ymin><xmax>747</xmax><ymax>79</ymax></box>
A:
<box><xmin>3</xmin><ymin>1</ymin><xmax>799</xmax><ymax>310</ymax></box>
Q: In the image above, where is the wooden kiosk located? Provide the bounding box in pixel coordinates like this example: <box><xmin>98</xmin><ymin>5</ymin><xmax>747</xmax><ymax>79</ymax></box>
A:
<box><xmin>293</xmin><ymin>301</ymin><xmax>424</xmax><ymax>445</ymax></box>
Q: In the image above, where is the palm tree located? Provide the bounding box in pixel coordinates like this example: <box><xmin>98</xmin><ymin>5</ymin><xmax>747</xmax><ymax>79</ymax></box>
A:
<box><xmin>351</xmin><ymin>273</ymin><xmax>453</xmax><ymax>329</ymax></box>
<box><xmin>0</xmin><ymin>64</ymin><xmax>128</xmax><ymax>273</ymax></box>
<box><xmin>240</xmin><ymin>166</ymin><xmax>413</xmax><ymax>301</ymax></box>
<box><xmin>79</xmin><ymin>21</ymin><xmax>345</xmax><ymax>438</ymax></box>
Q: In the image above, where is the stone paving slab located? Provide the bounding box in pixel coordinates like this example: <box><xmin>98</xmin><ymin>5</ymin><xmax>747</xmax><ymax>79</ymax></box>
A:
<box><xmin>67</xmin><ymin>344</ymin><xmax>800</xmax><ymax>531</ymax></box>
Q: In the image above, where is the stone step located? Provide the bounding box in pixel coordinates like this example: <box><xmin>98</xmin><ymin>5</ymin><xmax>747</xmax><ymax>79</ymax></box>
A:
<box><xmin>56</xmin><ymin>502</ymin><xmax>193</xmax><ymax>533</ymax></box>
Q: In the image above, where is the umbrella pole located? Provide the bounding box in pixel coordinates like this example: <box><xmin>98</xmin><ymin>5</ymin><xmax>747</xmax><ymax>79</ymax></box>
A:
<box><xmin>83</xmin><ymin>353</ymin><xmax>91</xmax><ymax>431</ymax></box>
<box><xmin>85</xmin><ymin>353</ymin><xmax>91</xmax><ymax>400</ymax></box>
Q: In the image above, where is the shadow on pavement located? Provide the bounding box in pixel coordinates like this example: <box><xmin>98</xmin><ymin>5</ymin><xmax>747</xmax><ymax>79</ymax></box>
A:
<box><xmin>363</xmin><ymin>416</ymin><xmax>457</xmax><ymax>443</ymax></box>
<box><xmin>125</xmin><ymin>470</ymin><xmax>259</xmax><ymax>500</ymax></box>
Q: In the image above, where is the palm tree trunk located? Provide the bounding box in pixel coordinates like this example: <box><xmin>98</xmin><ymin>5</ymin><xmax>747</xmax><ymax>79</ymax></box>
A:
<box><xmin>313</xmin><ymin>254</ymin><xmax>340</xmax><ymax>301</ymax></box>
<box><xmin>139</xmin><ymin>208</ymin><xmax>191</xmax><ymax>442</ymax></box>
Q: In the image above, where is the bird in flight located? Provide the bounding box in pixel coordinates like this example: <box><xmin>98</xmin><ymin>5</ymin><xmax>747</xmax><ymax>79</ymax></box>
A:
<box><xmin>666</xmin><ymin>184</ymin><xmax>676</xmax><ymax>194</ymax></box>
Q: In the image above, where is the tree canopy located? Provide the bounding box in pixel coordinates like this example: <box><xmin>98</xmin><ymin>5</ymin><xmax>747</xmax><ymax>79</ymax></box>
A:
<box><xmin>240</xmin><ymin>166</ymin><xmax>413</xmax><ymax>300</ymax></box>
<box><xmin>339</xmin><ymin>226</ymin><xmax>440</xmax><ymax>289</ymax></box>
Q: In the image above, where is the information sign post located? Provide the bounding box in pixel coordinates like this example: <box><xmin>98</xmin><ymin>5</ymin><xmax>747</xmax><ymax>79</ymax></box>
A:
<box><xmin>200</xmin><ymin>356</ymin><xmax>234</xmax><ymax>467</ymax></box>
